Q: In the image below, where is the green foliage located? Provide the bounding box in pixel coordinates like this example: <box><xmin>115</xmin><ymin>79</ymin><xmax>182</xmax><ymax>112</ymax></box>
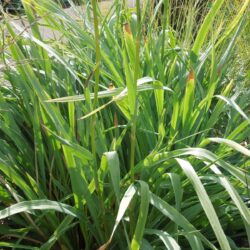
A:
<box><xmin>0</xmin><ymin>0</ymin><xmax>249</xmax><ymax>249</ymax></box>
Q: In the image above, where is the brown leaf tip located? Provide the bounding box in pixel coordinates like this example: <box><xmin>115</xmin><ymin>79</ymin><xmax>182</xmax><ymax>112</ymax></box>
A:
<box><xmin>123</xmin><ymin>23</ymin><xmax>132</xmax><ymax>35</ymax></box>
<box><xmin>188</xmin><ymin>70</ymin><xmax>195</xmax><ymax>81</ymax></box>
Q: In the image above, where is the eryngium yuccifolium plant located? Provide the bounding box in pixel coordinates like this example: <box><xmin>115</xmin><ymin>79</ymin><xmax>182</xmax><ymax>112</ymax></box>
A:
<box><xmin>0</xmin><ymin>0</ymin><xmax>249</xmax><ymax>249</ymax></box>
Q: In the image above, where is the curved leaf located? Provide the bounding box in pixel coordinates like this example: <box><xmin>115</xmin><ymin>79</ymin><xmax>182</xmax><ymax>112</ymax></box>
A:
<box><xmin>209</xmin><ymin>137</ymin><xmax>250</xmax><ymax>157</ymax></box>
<box><xmin>176</xmin><ymin>158</ymin><xmax>230</xmax><ymax>250</ymax></box>
<box><xmin>0</xmin><ymin>200</ymin><xmax>80</xmax><ymax>220</ymax></box>
<box><xmin>145</xmin><ymin>229</ymin><xmax>181</xmax><ymax>250</ymax></box>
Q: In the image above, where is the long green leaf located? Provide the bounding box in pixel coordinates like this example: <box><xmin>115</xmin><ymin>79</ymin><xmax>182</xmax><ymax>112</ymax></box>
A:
<box><xmin>176</xmin><ymin>158</ymin><xmax>230</xmax><ymax>250</ymax></box>
<box><xmin>209</xmin><ymin>138</ymin><xmax>250</xmax><ymax>157</ymax></box>
<box><xmin>192</xmin><ymin>0</ymin><xmax>225</xmax><ymax>56</ymax></box>
<box><xmin>0</xmin><ymin>200</ymin><xmax>79</xmax><ymax>220</ymax></box>
<box><xmin>145</xmin><ymin>229</ymin><xmax>181</xmax><ymax>250</ymax></box>
<box><xmin>149</xmin><ymin>192</ymin><xmax>215</xmax><ymax>249</ymax></box>
<box><xmin>40</xmin><ymin>216</ymin><xmax>77</xmax><ymax>250</ymax></box>
<box><xmin>215</xmin><ymin>95</ymin><xmax>250</xmax><ymax>123</ymax></box>
<box><xmin>131</xmin><ymin>181</ymin><xmax>150</xmax><ymax>250</ymax></box>
<box><xmin>209</xmin><ymin>164</ymin><xmax>250</xmax><ymax>226</ymax></box>
<box><xmin>104</xmin><ymin>151</ymin><xmax>121</xmax><ymax>200</ymax></box>
<box><xmin>99</xmin><ymin>185</ymin><xmax>137</xmax><ymax>250</ymax></box>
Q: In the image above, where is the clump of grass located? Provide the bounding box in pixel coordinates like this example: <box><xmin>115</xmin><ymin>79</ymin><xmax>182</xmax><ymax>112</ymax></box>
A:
<box><xmin>0</xmin><ymin>0</ymin><xmax>249</xmax><ymax>249</ymax></box>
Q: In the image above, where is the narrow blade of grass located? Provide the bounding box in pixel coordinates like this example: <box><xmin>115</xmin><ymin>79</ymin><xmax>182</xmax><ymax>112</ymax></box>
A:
<box><xmin>176</xmin><ymin>158</ymin><xmax>230</xmax><ymax>250</ymax></box>
<box><xmin>0</xmin><ymin>200</ymin><xmax>80</xmax><ymax>220</ymax></box>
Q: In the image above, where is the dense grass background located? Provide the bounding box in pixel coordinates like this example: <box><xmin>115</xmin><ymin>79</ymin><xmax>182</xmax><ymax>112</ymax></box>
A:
<box><xmin>0</xmin><ymin>0</ymin><xmax>249</xmax><ymax>249</ymax></box>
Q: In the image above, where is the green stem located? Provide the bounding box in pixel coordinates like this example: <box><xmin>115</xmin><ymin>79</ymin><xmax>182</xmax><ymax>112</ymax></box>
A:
<box><xmin>92</xmin><ymin>7</ymin><xmax>101</xmax><ymax>111</ymax></box>
<box><xmin>90</xmin><ymin>0</ymin><xmax>107</xmax><ymax>239</ymax></box>
<box><xmin>91</xmin><ymin>0</ymin><xmax>101</xmax><ymax>189</ymax></box>
<box><xmin>161</xmin><ymin>0</ymin><xmax>169</xmax><ymax>60</ymax></box>
<box><xmin>130</xmin><ymin>0</ymin><xmax>142</xmax><ymax>180</ymax></box>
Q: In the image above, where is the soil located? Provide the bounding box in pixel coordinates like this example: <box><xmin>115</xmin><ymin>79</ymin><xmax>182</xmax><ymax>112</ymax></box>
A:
<box><xmin>1</xmin><ymin>0</ymin><xmax>113</xmax><ymax>40</ymax></box>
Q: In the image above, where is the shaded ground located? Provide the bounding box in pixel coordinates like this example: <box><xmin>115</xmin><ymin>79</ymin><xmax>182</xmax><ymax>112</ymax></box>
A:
<box><xmin>0</xmin><ymin>1</ymin><xmax>113</xmax><ymax>82</ymax></box>
<box><xmin>2</xmin><ymin>0</ymin><xmax>113</xmax><ymax>40</ymax></box>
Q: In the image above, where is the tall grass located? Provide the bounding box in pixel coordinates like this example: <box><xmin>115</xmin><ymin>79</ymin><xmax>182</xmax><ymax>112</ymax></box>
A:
<box><xmin>0</xmin><ymin>0</ymin><xmax>249</xmax><ymax>249</ymax></box>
